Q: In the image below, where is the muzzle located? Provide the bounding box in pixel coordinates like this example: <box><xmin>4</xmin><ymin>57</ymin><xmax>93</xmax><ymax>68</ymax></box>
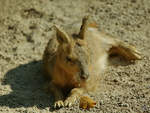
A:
<box><xmin>79</xmin><ymin>66</ymin><xmax>89</xmax><ymax>79</ymax></box>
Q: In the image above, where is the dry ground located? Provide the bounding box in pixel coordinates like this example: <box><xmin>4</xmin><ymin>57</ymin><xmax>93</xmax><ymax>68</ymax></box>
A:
<box><xmin>0</xmin><ymin>0</ymin><xmax>150</xmax><ymax>113</ymax></box>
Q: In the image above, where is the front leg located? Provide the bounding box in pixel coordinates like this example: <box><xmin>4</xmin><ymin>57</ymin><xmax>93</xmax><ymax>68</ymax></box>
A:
<box><xmin>46</xmin><ymin>82</ymin><xmax>64</xmax><ymax>108</ymax></box>
<box><xmin>64</xmin><ymin>88</ymin><xmax>84</xmax><ymax>107</ymax></box>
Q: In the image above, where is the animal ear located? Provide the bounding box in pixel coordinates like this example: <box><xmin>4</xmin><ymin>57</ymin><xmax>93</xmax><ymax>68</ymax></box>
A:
<box><xmin>54</xmin><ymin>25</ymin><xmax>71</xmax><ymax>44</ymax></box>
<box><xmin>78</xmin><ymin>16</ymin><xmax>89</xmax><ymax>40</ymax></box>
<box><xmin>79</xmin><ymin>16</ymin><xmax>98</xmax><ymax>40</ymax></box>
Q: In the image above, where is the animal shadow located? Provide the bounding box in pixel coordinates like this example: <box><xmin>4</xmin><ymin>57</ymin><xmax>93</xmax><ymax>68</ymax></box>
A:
<box><xmin>0</xmin><ymin>60</ymin><xmax>54</xmax><ymax>109</ymax></box>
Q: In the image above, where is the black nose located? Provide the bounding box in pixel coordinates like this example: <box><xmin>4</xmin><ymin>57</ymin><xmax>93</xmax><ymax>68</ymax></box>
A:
<box><xmin>80</xmin><ymin>69</ymin><xmax>89</xmax><ymax>79</ymax></box>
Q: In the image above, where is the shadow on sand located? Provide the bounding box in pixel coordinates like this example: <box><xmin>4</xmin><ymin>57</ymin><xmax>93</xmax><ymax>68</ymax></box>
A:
<box><xmin>0</xmin><ymin>60</ymin><xmax>54</xmax><ymax>109</ymax></box>
<box><xmin>0</xmin><ymin>57</ymin><xmax>134</xmax><ymax>110</ymax></box>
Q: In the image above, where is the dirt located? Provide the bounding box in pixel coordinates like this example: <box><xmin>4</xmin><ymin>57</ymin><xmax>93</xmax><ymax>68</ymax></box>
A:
<box><xmin>0</xmin><ymin>0</ymin><xmax>150</xmax><ymax>113</ymax></box>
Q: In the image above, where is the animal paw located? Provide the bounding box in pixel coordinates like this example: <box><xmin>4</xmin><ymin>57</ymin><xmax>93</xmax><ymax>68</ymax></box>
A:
<box><xmin>118</xmin><ymin>43</ymin><xmax>142</xmax><ymax>60</ymax></box>
<box><xmin>64</xmin><ymin>97</ymin><xmax>76</xmax><ymax>107</ymax></box>
<box><xmin>54</xmin><ymin>100</ymin><xmax>64</xmax><ymax>108</ymax></box>
<box><xmin>124</xmin><ymin>45</ymin><xmax>142</xmax><ymax>60</ymax></box>
<box><xmin>64</xmin><ymin>100</ymin><xmax>72</xmax><ymax>107</ymax></box>
<box><xmin>79</xmin><ymin>96</ymin><xmax>96</xmax><ymax>109</ymax></box>
<box><xmin>129</xmin><ymin>46</ymin><xmax>141</xmax><ymax>60</ymax></box>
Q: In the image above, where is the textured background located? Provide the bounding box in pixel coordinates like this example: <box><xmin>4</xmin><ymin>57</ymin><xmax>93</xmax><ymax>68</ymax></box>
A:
<box><xmin>0</xmin><ymin>0</ymin><xmax>150</xmax><ymax>113</ymax></box>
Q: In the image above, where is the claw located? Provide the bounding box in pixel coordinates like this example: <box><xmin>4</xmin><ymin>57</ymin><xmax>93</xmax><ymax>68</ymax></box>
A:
<box><xmin>54</xmin><ymin>100</ymin><xmax>64</xmax><ymax>108</ymax></box>
<box><xmin>129</xmin><ymin>46</ymin><xmax>142</xmax><ymax>60</ymax></box>
<box><xmin>64</xmin><ymin>97</ymin><xmax>77</xmax><ymax>107</ymax></box>
<box><xmin>120</xmin><ymin>45</ymin><xmax>142</xmax><ymax>60</ymax></box>
<box><xmin>134</xmin><ymin>50</ymin><xmax>141</xmax><ymax>59</ymax></box>
<box><xmin>64</xmin><ymin>100</ymin><xmax>72</xmax><ymax>107</ymax></box>
<box><xmin>68</xmin><ymin>102</ymin><xmax>72</xmax><ymax>107</ymax></box>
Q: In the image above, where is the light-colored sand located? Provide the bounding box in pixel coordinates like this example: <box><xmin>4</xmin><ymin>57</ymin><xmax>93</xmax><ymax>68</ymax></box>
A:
<box><xmin>0</xmin><ymin>0</ymin><xmax>150</xmax><ymax>112</ymax></box>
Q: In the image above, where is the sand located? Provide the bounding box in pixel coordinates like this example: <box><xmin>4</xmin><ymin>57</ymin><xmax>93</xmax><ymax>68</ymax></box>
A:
<box><xmin>0</xmin><ymin>0</ymin><xmax>150</xmax><ymax>113</ymax></box>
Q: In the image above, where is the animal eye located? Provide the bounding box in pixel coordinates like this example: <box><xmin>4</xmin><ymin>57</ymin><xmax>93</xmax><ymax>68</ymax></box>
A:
<box><xmin>66</xmin><ymin>56</ymin><xmax>72</xmax><ymax>62</ymax></box>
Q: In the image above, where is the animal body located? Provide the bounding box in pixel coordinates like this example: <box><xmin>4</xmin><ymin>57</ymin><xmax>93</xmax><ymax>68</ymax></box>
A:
<box><xmin>42</xmin><ymin>16</ymin><xmax>141</xmax><ymax>108</ymax></box>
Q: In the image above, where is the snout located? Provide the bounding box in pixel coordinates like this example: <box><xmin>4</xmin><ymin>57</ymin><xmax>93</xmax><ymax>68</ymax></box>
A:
<box><xmin>80</xmin><ymin>67</ymin><xmax>89</xmax><ymax>79</ymax></box>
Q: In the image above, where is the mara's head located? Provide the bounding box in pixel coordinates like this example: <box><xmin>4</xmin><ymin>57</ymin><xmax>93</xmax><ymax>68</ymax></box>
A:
<box><xmin>54</xmin><ymin>20</ymin><xmax>91</xmax><ymax>80</ymax></box>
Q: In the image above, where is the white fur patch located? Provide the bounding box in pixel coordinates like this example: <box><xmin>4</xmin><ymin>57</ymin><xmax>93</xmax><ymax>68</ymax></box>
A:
<box><xmin>97</xmin><ymin>53</ymin><xmax>108</xmax><ymax>72</ymax></box>
<box><xmin>92</xmin><ymin>53</ymin><xmax>108</xmax><ymax>75</ymax></box>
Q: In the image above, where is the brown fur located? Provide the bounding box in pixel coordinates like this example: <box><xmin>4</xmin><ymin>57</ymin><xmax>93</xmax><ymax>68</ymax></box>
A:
<box><xmin>42</xmin><ymin>16</ymin><xmax>141</xmax><ymax>108</ymax></box>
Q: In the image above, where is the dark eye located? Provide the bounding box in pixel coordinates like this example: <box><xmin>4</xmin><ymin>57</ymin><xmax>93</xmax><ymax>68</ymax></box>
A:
<box><xmin>66</xmin><ymin>56</ymin><xmax>72</xmax><ymax>62</ymax></box>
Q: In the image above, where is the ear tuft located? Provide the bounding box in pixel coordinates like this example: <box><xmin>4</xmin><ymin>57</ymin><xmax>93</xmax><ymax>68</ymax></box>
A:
<box><xmin>54</xmin><ymin>25</ymin><xmax>71</xmax><ymax>44</ymax></box>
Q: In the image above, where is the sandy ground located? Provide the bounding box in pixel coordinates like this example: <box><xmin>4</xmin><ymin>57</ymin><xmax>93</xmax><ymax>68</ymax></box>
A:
<box><xmin>0</xmin><ymin>0</ymin><xmax>150</xmax><ymax>113</ymax></box>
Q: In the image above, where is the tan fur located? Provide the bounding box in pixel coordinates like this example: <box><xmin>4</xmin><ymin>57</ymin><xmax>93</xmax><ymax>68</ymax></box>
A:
<box><xmin>42</xmin><ymin>16</ymin><xmax>141</xmax><ymax>108</ymax></box>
